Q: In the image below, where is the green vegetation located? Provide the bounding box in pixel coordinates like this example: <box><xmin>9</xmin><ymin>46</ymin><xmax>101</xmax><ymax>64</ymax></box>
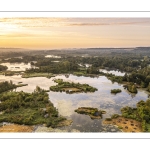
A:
<box><xmin>73</xmin><ymin>71</ymin><xmax>99</xmax><ymax>78</ymax></box>
<box><xmin>22</xmin><ymin>73</ymin><xmax>55</xmax><ymax>78</ymax></box>
<box><xmin>104</xmin><ymin>114</ymin><xmax>120</xmax><ymax>122</ymax></box>
<box><xmin>4</xmin><ymin>71</ymin><xmax>15</xmax><ymax>76</ymax></box>
<box><xmin>26</xmin><ymin>60</ymin><xmax>79</xmax><ymax>74</ymax></box>
<box><xmin>50</xmin><ymin>79</ymin><xmax>98</xmax><ymax>93</ymax></box>
<box><xmin>111</xmin><ymin>114</ymin><xmax>120</xmax><ymax>119</ymax></box>
<box><xmin>73</xmin><ymin>71</ymin><xmax>87</xmax><ymax>76</ymax></box>
<box><xmin>2</xmin><ymin>48</ymin><xmax>150</xmax><ymax>91</ymax></box>
<box><xmin>0</xmin><ymin>86</ymin><xmax>66</xmax><ymax>128</ymax></box>
<box><xmin>124</xmin><ymin>83</ymin><xmax>138</xmax><ymax>93</ymax></box>
<box><xmin>16</xmin><ymin>83</ymin><xmax>28</xmax><ymax>87</ymax></box>
<box><xmin>111</xmin><ymin>89</ymin><xmax>122</xmax><ymax>94</ymax></box>
<box><xmin>0</xmin><ymin>81</ymin><xmax>28</xmax><ymax>94</ymax></box>
<box><xmin>122</xmin><ymin>67</ymin><xmax>150</xmax><ymax>90</ymax></box>
<box><xmin>99</xmin><ymin>71</ymin><xmax>123</xmax><ymax>83</ymax></box>
<box><xmin>0</xmin><ymin>81</ymin><xmax>16</xmax><ymax>93</ymax></box>
<box><xmin>105</xmin><ymin>118</ymin><xmax>112</xmax><ymax>121</ymax></box>
<box><xmin>107</xmin><ymin>99</ymin><xmax>150</xmax><ymax>132</ymax></box>
<box><xmin>0</xmin><ymin>65</ymin><xmax>8</xmax><ymax>71</ymax></box>
<box><xmin>86</xmin><ymin>66</ymin><xmax>99</xmax><ymax>74</ymax></box>
<box><xmin>75</xmin><ymin>107</ymin><xmax>106</xmax><ymax>119</ymax></box>
<box><xmin>118</xmin><ymin>126</ymin><xmax>123</xmax><ymax>129</ymax></box>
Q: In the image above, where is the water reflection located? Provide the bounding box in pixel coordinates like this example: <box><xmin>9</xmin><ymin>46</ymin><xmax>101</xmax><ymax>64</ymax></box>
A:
<box><xmin>0</xmin><ymin>74</ymin><xmax>148</xmax><ymax>132</ymax></box>
<box><xmin>45</xmin><ymin>55</ymin><xmax>61</xmax><ymax>58</ymax></box>
<box><xmin>0</xmin><ymin>62</ymin><xmax>37</xmax><ymax>71</ymax></box>
<box><xmin>57</xmin><ymin>100</ymin><xmax>73</xmax><ymax>117</ymax></box>
<box><xmin>99</xmin><ymin>69</ymin><xmax>125</xmax><ymax>76</ymax></box>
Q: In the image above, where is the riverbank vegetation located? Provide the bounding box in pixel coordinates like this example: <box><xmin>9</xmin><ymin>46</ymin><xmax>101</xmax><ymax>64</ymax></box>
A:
<box><xmin>104</xmin><ymin>99</ymin><xmax>150</xmax><ymax>132</ymax></box>
<box><xmin>0</xmin><ymin>86</ymin><xmax>68</xmax><ymax>128</ymax></box>
<box><xmin>1</xmin><ymin>48</ymin><xmax>150</xmax><ymax>132</ymax></box>
<box><xmin>50</xmin><ymin>79</ymin><xmax>98</xmax><ymax>93</ymax></box>
<box><xmin>123</xmin><ymin>83</ymin><xmax>138</xmax><ymax>93</ymax></box>
<box><xmin>0</xmin><ymin>65</ymin><xmax>8</xmax><ymax>71</ymax></box>
<box><xmin>0</xmin><ymin>81</ymin><xmax>16</xmax><ymax>93</ymax></box>
<box><xmin>22</xmin><ymin>73</ymin><xmax>55</xmax><ymax>78</ymax></box>
<box><xmin>1</xmin><ymin>48</ymin><xmax>150</xmax><ymax>91</ymax></box>
<box><xmin>0</xmin><ymin>81</ymin><xmax>28</xmax><ymax>94</ymax></box>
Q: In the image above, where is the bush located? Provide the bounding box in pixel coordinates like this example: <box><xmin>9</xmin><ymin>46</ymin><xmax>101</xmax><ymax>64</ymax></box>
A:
<box><xmin>105</xmin><ymin>118</ymin><xmax>112</xmax><ymax>121</ymax></box>
<box><xmin>111</xmin><ymin>114</ymin><xmax>120</xmax><ymax>119</ymax></box>
<box><xmin>50</xmin><ymin>79</ymin><xmax>97</xmax><ymax>93</ymax></box>
<box><xmin>111</xmin><ymin>89</ymin><xmax>122</xmax><ymax>94</ymax></box>
<box><xmin>0</xmin><ymin>87</ymin><xmax>66</xmax><ymax>127</ymax></box>
<box><xmin>118</xmin><ymin>126</ymin><xmax>123</xmax><ymax>129</ymax></box>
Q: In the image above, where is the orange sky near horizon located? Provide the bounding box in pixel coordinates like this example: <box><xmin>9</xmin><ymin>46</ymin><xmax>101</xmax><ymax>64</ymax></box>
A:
<box><xmin>0</xmin><ymin>18</ymin><xmax>150</xmax><ymax>49</ymax></box>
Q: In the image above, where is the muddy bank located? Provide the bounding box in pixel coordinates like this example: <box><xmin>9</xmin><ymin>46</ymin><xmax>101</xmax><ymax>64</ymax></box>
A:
<box><xmin>0</xmin><ymin>124</ymin><xmax>34</xmax><ymax>132</ymax></box>
<box><xmin>103</xmin><ymin>116</ymin><xmax>142</xmax><ymax>132</ymax></box>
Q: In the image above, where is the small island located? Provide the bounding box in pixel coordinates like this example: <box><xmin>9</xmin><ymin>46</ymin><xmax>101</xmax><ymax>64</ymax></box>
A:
<box><xmin>75</xmin><ymin>107</ymin><xmax>106</xmax><ymax>119</ymax></box>
<box><xmin>111</xmin><ymin>89</ymin><xmax>122</xmax><ymax>94</ymax></box>
<box><xmin>50</xmin><ymin>79</ymin><xmax>98</xmax><ymax>93</ymax></box>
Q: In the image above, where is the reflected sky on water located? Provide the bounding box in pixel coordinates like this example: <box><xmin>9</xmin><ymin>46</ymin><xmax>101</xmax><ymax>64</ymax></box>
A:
<box><xmin>0</xmin><ymin>74</ymin><xmax>148</xmax><ymax>132</ymax></box>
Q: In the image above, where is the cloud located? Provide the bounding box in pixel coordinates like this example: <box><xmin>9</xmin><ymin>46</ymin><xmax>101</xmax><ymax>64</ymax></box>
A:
<box><xmin>0</xmin><ymin>18</ymin><xmax>68</xmax><ymax>28</ymax></box>
<box><xmin>1</xmin><ymin>18</ymin><xmax>150</xmax><ymax>29</ymax></box>
<box><xmin>0</xmin><ymin>32</ymin><xmax>39</xmax><ymax>38</ymax></box>
<box><xmin>68</xmin><ymin>21</ymin><xmax>150</xmax><ymax>26</ymax></box>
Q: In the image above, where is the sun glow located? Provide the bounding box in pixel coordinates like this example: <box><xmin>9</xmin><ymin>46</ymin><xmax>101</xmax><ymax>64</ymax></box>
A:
<box><xmin>0</xmin><ymin>18</ymin><xmax>150</xmax><ymax>49</ymax></box>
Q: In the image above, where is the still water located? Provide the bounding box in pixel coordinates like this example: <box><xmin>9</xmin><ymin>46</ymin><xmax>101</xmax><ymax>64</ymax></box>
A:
<box><xmin>99</xmin><ymin>69</ymin><xmax>125</xmax><ymax>76</ymax></box>
<box><xmin>0</xmin><ymin>74</ymin><xmax>148</xmax><ymax>132</ymax></box>
<box><xmin>0</xmin><ymin>62</ymin><xmax>37</xmax><ymax>71</ymax></box>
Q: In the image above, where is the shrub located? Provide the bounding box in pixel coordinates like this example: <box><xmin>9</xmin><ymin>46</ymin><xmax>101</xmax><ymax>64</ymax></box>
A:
<box><xmin>111</xmin><ymin>89</ymin><xmax>122</xmax><ymax>94</ymax></box>
<box><xmin>105</xmin><ymin>118</ymin><xmax>112</xmax><ymax>121</ymax></box>
<box><xmin>111</xmin><ymin>114</ymin><xmax>120</xmax><ymax>119</ymax></box>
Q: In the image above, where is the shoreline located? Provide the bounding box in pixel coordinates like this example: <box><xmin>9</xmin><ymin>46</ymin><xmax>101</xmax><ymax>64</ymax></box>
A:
<box><xmin>103</xmin><ymin>116</ymin><xmax>142</xmax><ymax>132</ymax></box>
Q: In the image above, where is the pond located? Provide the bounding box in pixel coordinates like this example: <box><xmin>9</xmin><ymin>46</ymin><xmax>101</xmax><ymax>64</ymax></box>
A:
<box><xmin>0</xmin><ymin>74</ymin><xmax>148</xmax><ymax>132</ymax></box>
<box><xmin>45</xmin><ymin>55</ymin><xmax>61</xmax><ymax>58</ymax></box>
<box><xmin>99</xmin><ymin>69</ymin><xmax>125</xmax><ymax>76</ymax></box>
<box><xmin>0</xmin><ymin>62</ymin><xmax>37</xmax><ymax>71</ymax></box>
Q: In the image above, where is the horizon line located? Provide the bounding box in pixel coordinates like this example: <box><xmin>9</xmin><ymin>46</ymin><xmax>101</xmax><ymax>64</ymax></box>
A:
<box><xmin>0</xmin><ymin>46</ymin><xmax>150</xmax><ymax>51</ymax></box>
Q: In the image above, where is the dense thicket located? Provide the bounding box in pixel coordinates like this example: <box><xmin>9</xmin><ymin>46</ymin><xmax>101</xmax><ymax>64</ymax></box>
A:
<box><xmin>50</xmin><ymin>79</ymin><xmax>98</xmax><ymax>93</ymax></box>
<box><xmin>26</xmin><ymin>60</ymin><xmax>79</xmax><ymax>74</ymax></box>
<box><xmin>121</xmin><ymin>99</ymin><xmax>150</xmax><ymax>131</ymax></box>
<box><xmin>122</xmin><ymin>67</ymin><xmax>150</xmax><ymax>88</ymax></box>
<box><xmin>0</xmin><ymin>81</ymin><xmax>16</xmax><ymax>93</ymax></box>
<box><xmin>0</xmin><ymin>65</ymin><xmax>8</xmax><ymax>71</ymax></box>
<box><xmin>0</xmin><ymin>86</ymin><xmax>66</xmax><ymax>127</ymax></box>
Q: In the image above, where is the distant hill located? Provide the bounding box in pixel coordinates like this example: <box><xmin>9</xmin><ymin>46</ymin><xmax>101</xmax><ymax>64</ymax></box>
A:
<box><xmin>0</xmin><ymin>48</ymin><xmax>31</xmax><ymax>52</ymax></box>
<box><xmin>132</xmin><ymin>47</ymin><xmax>150</xmax><ymax>55</ymax></box>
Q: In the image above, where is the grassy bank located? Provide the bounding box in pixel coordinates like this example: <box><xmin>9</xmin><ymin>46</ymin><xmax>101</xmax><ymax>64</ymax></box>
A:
<box><xmin>22</xmin><ymin>73</ymin><xmax>55</xmax><ymax>78</ymax></box>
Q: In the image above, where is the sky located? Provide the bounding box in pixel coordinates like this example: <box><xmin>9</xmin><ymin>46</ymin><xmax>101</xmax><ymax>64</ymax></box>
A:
<box><xmin>0</xmin><ymin>18</ymin><xmax>150</xmax><ymax>50</ymax></box>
